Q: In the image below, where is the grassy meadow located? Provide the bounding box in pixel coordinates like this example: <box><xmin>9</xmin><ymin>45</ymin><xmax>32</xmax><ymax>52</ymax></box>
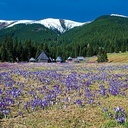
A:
<box><xmin>0</xmin><ymin>53</ymin><xmax>128</xmax><ymax>128</ymax></box>
<box><xmin>88</xmin><ymin>52</ymin><xmax>128</xmax><ymax>63</ymax></box>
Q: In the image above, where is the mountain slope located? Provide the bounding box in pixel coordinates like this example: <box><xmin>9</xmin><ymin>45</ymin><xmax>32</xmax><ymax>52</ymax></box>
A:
<box><xmin>0</xmin><ymin>23</ymin><xmax>58</xmax><ymax>43</ymax></box>
<box><xmin>0</xmin><ymin>18</ymin><xmax>87</xmax><ymax>42</ymax></box>
<box><xmin>0</xmin><ymin>20</ymin><xmax>14</xmax><ymax>29</ymax></box>
<box><xmin>58</xmin><ymin>14</ymin><xmax>128</xmax><ymax>46</ymax></box>
<box><xmin>0</xmin><ymin>18</ymin><xmax>86</xmax><ymax>34</ymax></box>
<box><xmin>35</xmin><ymin>18</ymin><xmax>86</xmax><ymax>33</ymax></box>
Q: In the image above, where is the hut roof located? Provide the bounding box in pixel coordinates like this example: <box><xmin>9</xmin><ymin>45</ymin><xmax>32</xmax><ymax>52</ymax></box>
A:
<box><xmin>37</xmin><ymin>51</ymin><xmax>49</xmax><ymax>61</ymax></box>
<box><xmin>77</xmin><ymin>56</ymin><xmax>84</xmax><ymax>61</ymax></box>
<box><xmin>56</xmin><ymin>56</ymin><xmax>63</xmax><ymax>62</ymax></box>
<box><xmin>29</xmin><ymin>57</ymin><xmax>36</xmax><ymax>62</ymax></box>
<box><xmin>67</xmin><ymin>57</ymin><xmax>72</xmax><ymax>60</ymax></box>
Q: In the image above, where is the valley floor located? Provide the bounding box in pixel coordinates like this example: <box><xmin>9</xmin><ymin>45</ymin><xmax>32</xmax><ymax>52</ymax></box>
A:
<box><xmin>0</xmin><ymin>61</ymin><xmax>128</xmax><ymax>128</ymax></box>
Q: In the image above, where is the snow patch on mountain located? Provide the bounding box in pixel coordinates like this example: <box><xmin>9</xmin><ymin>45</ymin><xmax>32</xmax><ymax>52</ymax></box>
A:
<box><xmin>0</xmin><ymin>20</ymin><xmax>14</xmax><ymax>24</ymax></box>
<box><xmin>110</xmin><ymin>14</ymin><xmax>128</xmax><ymax>18</ymax></box>
<box><xmin>7</xmin><ymin>20</ymin><xmax>35</xmax><ymax>27</ymax></box>
<box><xmin>36</xmin><ymin>18</ymin><xmax>86</xmax><ymax>33</ymax></box>
<box><xmin>36</xmin><ymin>18</ymin><xmax>64</xmax><ymax>33</ymax></box>
<box><xmin>0</xmin><ymin>18</ymin><xmax>90</xmax><ymax>33</ymax></box>
<box><xmin>65</xmin><ymin>20</ymin><xmax>91</xmax><ymax>30</ymax></box>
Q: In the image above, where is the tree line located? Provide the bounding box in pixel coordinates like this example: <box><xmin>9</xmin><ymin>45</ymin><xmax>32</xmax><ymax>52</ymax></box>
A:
<box><xmin>0</xmin><ymin>36</ymin><xmax>127</xmax><ymax>62</ymax></box>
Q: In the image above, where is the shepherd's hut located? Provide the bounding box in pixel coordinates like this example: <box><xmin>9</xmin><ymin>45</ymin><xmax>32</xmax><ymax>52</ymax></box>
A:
<box><xmin>67</xmin><ymin>57</ymin><xmax>72</xmax><ymax>61</ymax></box>
<box><xmin>56</xmin><ymin>56</ymin><xmax>63</xmax><ymax>62</ymax></box>
<box><xmin>37</xmin><ymin>51</ymin><xmax>49</xmax><ymax>62</ymax></box>
<box><xmin>29</xmin><ymin>57</ymin><xmax>36</xmax><ymax>62</ymax></box>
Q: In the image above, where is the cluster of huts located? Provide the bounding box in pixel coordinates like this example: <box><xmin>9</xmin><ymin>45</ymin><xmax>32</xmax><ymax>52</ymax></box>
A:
<box><xmin>29</xmin><ymin>51</ymin><xmax>84</xmax><ymax>63</ymax></box>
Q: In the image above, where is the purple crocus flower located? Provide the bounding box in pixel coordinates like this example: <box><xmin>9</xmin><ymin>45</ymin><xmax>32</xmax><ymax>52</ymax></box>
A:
<box><xmin>74</xmin><ymin>99</ymin><xmax>82</xmax><ymax>106</ymax></box>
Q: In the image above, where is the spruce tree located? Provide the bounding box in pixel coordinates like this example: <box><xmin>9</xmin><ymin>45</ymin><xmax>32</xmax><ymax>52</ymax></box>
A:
<box><xmin>97</xmin><ymin>47</ymin><xmax>108</xmax><ymax>63</ymax></box>
<box><xmin>1</xmin><ymin>45</ymin><xmax>7</xmax><ymax>62</ymax></box>
<box><xmin>86</xmin><ymin>44</ymin><xmax>93</xmax><ymax>57</ymax></box>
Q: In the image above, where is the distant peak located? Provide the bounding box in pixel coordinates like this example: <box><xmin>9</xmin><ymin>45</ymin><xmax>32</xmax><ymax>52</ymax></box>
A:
<box><xmin>37</xmin><ymin>18</ymin><xmax>86</xmax><ymax>33</ymax></box>
<box><xmin>0</xmin><ymin>18</ymin><xmax>90</xmax><ymax>33</ymax></box>
<box><xmin>110</xmin><ymin>14</ymin><xmax>128</xmax><ymax>18</ymax></box>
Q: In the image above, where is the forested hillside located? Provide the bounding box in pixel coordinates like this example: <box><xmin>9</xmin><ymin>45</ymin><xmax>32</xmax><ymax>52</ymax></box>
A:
<box><xmin>0</xmin><ymin>24</ymin><xmax>58</xmax><ymax>43</ymax></box>
<box><xmin>58</xmin><ymin>15</ymin><xmax>128</xmax><ymax>56</ymax></box>
<box><xmin>0</xmin><ymin>15</ymin><xmax>128</xmax><ymax>62</ymax></box>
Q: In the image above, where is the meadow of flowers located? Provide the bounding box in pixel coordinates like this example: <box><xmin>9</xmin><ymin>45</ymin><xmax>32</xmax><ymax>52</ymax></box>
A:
<box><xmin>0</xmin><ymin>62</ymin><xmax>128</xmax><ymax>128</ymax></box>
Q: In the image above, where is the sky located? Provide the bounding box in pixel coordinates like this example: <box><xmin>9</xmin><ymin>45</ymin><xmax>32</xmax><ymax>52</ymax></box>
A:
<box><xmin>0</xmin><ymin>0</ymin><xmax>128</xmax><ymax>22</ymax></box>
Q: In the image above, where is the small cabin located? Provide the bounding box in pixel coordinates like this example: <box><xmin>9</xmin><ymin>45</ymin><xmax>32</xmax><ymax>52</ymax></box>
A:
<box><xmin>77</xmin><ymin>56</ymin><xmax>84</xmax><ymax>61</ymax></box>
<box><xmin>56</xmin><ymin>56</ymin><xmax>63</xmax><ymax>62</ymax></box>
<box><xmin>67</xmin><ymin>57</ymin><xmax>73</xmax><ymax>61</ymax></box>
<box><xmin>29</xmin><ymin>57</ymin><xmax>36</xmax><ymax>62</ymax></box>
<box><xmin>37</xmin><ymin>51</ymin><xmax>49</xmax><ymax>62</ymax></box>
<box><xmin>74</xmin><ymin>58</ymin><xmax>79</xmax><ymax>63</ymax></box>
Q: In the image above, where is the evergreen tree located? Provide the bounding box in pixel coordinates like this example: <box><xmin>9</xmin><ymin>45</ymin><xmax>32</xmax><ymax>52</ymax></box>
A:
<box><xmin>43</xmin><ymin>43</ymin><xmax>50</xmax><ymax>56</ymax></box>
<box><xmin>36</xmin><ymin>44</ymin><xmax>42</xmax><ymax>58</ymax></box>
<box><xmin>86</xmin><ymin>43</ymin><xmax>93</xmax><ymax>57</ymax></box>
<box><xmin>16</xmin><ymin>41</ymin><xmax>23</xmax><ymax>61</ymax></box>
<box><xmin>1</xmin><ymin>36</ymin><xmax>8</xmax><ymax>62</ymax></box>
<box><xmin>7</xmin><ymin>37</ymin><xmax>14</xmax><ymax>62</ymax></box>
<box><xmin>97</xmin><ymin>47</ymin><xmax>108</xmax><ymax>63</ymax></box>
<box><xmin>121</xmin><ymin>41</ymin><xmax>126</xmax><ymax>53</ymax></box>
<box><xmin>1</xmin><ymin>45</ymin><xmax>7</xmax><ymax>62</ymax></box>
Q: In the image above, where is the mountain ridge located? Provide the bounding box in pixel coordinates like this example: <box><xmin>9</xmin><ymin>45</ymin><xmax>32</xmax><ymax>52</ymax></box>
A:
<box><xmin>0</xmin><ymin>13</ymin><xmax>127</xmax><ymax>34</ymax></box>
<box><xmin>0</xmin><ymin>18</ymin><xmax>89</xmax><ymax>34</ymax></box>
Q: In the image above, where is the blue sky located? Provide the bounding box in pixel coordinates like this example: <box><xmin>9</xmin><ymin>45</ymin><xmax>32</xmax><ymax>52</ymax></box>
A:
<box><xmin>0</xmin><ymin>0</ymin><xmax>128</xmax><ymax>22</ymax></box>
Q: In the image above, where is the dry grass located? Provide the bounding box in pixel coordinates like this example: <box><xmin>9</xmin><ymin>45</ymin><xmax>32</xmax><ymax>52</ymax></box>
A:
<box><xmin>0</xmin><ymin>62</ymin><xmax>128</xmax><ymax>128</ymax></box>
<box><xmin>108</xmin><ymin>52</ymin><xmax>128</xmax><ymax>63</ymax></box>
<box><xmin>88</xmin><ymin>52</ymin><xmax>128</xmax><ymax>63</ymax></box>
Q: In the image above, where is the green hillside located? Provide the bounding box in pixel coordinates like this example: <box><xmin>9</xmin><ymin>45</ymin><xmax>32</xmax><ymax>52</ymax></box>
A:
<box><xmin>59</xmin><ymin>15</ymin><xmax>128</xmax><ymax>48</ymax></box>
<box><xmin>60</xmin><ymin>15</ymin><xmax>128</xmax><ymax>42</ymax></box>
<box><xmin>0</xmin><ymin>24</ymin><xmax>58</xmax><ymax>43</ymax></box>
<box><xmin>51</xmin><ymin>15</ymin><xmax>128</xmax><ymax>58</ymax></box>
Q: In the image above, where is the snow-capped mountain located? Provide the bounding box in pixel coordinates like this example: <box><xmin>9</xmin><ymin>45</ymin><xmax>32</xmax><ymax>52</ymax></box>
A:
<box><xmin>1</xmin><ymin>14</ymin><xmax>128</xmax><ymax>33</ymax></box>
<box><xmin>0</xmin><ymin>20</ymin><xmax>14</xmax><ymax>29</ymax></box>
<box><xmin>0</xmin><ymin>18</ymin><xmax>90</xmax><ymax>33</ymax></box>
<box><xmin>35</xmin><ymin>18</ymin><xmax>89</xmax><ymax>33</ymax></box>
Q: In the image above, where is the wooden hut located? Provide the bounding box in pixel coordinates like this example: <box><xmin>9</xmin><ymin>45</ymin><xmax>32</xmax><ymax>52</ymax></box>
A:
<box><xmin>77</xmin><ymin>56</ymin><xmax>84</xmax><ymax>61</ymax></box>
<box><xmin>29</xmin><ymin>57</ymin><xmax>36</xmax><ymax>62</ymax></box>
<box><xmin>37</xmin><ymin>51</ymin><xmax>49</xmax><ymax>62</ymax></box>
<box><xmin>67</xmin><ymin>57</ymin><xmax>73</xmax><ymax>61</ymax></box>
<box><xmin>56</xmin><ymin>56</ymin><xmax>63</xmax><ymax>62</ymax></box>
